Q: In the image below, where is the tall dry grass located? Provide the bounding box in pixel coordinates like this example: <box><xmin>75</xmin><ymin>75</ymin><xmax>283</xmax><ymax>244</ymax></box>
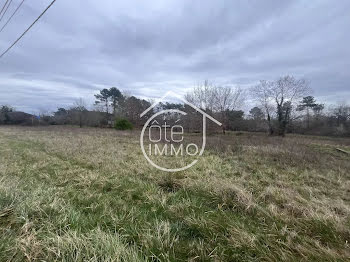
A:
<box><xmin>0</xmin><ymin>126</ymin><xmax>349</xmax><ymax>261</ymax></box>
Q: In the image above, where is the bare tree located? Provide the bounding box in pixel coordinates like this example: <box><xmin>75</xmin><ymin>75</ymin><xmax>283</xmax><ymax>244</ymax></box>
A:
<box><xmin>213</xmin><ymin>86</ymin><xmax>244</xmax><ymax>134</ymax></box>
<box><xmin>251</xmin><ymin>80</ymin><xmax>275</xmax><ymax>135</ymax></box>
<box><xmin>332</xmin><ymin>102</ymin><xmax>350</xmax><ymax>127</ymax></box>
<box><xmin>213</xmin><ymin>86</ymin><xmax>243</xmax><ymax>111</ymax></box>
<box><xmin>185</xmin><ymin>81</ymin><xmax>218</xmax><ymax>133</ymax></box>
<box><xmin>252</xmin><ymin>76</ymin><xmax>309</xmax><ymax>136</ymax></box>
<box><xmin>186</xmin><ymin>81</ymin><xmax>244</xmax><ymax>133</ymax></box>
<box><xmin>185</xmin><ymin>80</ymin><xmax>216</xmax><ymax>111</ymax></box>
<box><xmin>273</xmin><ymin>76</ymin><xmax>309</xmax><ymax>136</ymax></box>
<box><xmin>72</xmin><ymin>98</ymin><xmax>87</xmax><ymax>128</ymax></box>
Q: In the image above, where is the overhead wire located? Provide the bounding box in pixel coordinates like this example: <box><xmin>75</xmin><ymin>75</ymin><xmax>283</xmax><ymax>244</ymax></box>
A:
<box><xmin>0</xmin><ymin>0</ymin><xmax>57</xmax><ymax>59</ymax></box>
<box><xmin>0</xmin><ymin>0</ymin><xmax>12</xmax><ymax>22</ymax></box>
<box><xmin>0</xmin><ymin>0</ymin><xmax>26</xmax><ymax>33</ymax></box>
<box><xmin>0</xmin><ymin>0</ymin><xmax>10</xmax><ymax>17</ymax></box>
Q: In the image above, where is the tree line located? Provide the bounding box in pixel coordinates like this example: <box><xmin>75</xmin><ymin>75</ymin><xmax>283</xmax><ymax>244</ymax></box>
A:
<box><xmin>1</xmin><ymin>75</ymin><xmax>349</xmax><ymax>136</ymax></box>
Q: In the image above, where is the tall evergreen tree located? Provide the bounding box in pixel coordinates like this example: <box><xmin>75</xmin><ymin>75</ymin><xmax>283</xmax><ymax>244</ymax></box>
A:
<box><xmin>109</xmin><ymin>87</ymin><xmax>123</xmax><ymax>116</ymax></box>
<box><xmin>297</xmin><ymin>96</ymin><xmax>318</xmax><ymax>128</ymax></box>
<box><xmin>94</xmin><ymin>89</ymin><xmax>110</xmax><ymax>114</ymax></box>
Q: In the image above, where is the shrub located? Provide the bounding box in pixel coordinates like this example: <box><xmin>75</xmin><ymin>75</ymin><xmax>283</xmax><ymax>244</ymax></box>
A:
<box><xmin>114</xmin><ymin>118</ymin><xmax>133</xmax><ymax>130</ymax></box>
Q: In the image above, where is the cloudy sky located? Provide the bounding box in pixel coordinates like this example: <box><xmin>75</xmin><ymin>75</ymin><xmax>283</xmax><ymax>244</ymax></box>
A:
<box><xmin>0</xmin><ymin>0</ymin><xmax>349</xmax><ymax>113</ymax></box>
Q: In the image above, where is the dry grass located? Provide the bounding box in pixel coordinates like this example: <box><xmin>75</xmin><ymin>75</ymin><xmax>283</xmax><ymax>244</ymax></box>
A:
<box><xmin>0</xmin><ymin>126</ymin><xmax>349</xmax><ymax>261</ymax></box>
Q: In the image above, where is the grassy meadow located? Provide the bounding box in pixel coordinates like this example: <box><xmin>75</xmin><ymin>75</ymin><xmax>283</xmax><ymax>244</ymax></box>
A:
<box><xmin>0</xmin><ymin>126</ymin><xmax>350</xmax><ymax>261</ymax></box>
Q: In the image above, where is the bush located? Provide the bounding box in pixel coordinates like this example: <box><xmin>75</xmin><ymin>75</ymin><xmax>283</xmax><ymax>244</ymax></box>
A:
<box><xmin>114</xmin><ymin>118</ymin><xmax>133</xmax><ymax>130</ymax></box>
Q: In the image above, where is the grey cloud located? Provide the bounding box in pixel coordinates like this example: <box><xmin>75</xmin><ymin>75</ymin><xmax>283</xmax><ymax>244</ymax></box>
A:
<box><xmin>0</xmin><ymin>0</ymin><xmax>349</xmax><ymax>113</ymax></box>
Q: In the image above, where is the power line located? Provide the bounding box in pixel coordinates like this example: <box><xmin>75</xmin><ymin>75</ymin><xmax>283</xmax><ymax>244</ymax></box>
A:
<box><xmin>0</xmin><ymin>0</ymin><xmax>10</xmax><ymax>17</ymax></box>
<box><xmin>0</xmin><ymin>0</ymin><xmax>57</xmax><ymax>59</ymax></box>
<box><xmin>0</xmin><ymin>0</ymin><xmax>13</xmax><ymax>22</ymax></box>
<box><xmin>0</xmin><ymin>0</ymin><xmax>25</xmax><ymax>33</ymax></box>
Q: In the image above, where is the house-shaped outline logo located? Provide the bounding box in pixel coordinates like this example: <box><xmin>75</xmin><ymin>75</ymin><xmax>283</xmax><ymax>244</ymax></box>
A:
<box><xmin>140</xmin><ymin>91</ymin><xmax>222</xmax><ymax>172</ymax></box>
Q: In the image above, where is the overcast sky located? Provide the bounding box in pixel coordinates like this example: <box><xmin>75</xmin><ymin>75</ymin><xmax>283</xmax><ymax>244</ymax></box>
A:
<box><xmin>0</xmin><ymin>0</ymin><xmax>349</xmax><ymax>113</ymax></box>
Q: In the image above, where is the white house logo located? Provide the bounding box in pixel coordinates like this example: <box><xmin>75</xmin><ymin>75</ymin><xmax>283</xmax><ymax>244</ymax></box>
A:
<box><xmin>140</xmin><ymin>91</ymin><xmax>221</xmax><ymax>172</ymax></box>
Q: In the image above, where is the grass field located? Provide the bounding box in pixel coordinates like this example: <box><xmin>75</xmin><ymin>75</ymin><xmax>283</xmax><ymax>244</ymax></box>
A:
<box><xmin>0</xmin><ymin>126</ymin><xmax>350</xmax><ymax>261</ymax></box>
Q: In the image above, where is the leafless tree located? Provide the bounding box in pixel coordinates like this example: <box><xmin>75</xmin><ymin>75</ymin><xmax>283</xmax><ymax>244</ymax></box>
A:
<box><xmin>273</xmin><ymin>76</ymin><xmax>309</xmax><ymax>136</ymax></box>
<box><xmin>251</xmin><ymin>80</ymin><xmax>275</xmax><ymax>135</ymax></box>
<box><xmin>186</xmin><ymin>81</ymin><xmax>244</xmax><ymax>133</ymax></box>
<box><xmin>213</xmin><ymin>86</ymin><xmax>243</xmax><ymax>112</ymax></box>
<box><xmin>185</xmin><ymin>81</ymin><xmax>218</xmax><ymax>133</ymax></box>
<box><xmin>72</xmin><ymin>98</ymin><xmax>87</xmax><ymax>128</ymax></box>
<box><xmin>212</xmin><ymin>86</ymin><xmax>244</xmax><ymax>133</ymax></box>
<box><xmin>251</xmin><ymin>76</ymin><xmax>309</xmax><ymax>136</ymax></box>
<box><xmin>332</xmin><ymin>102</ymin><xmax>350</xmax><ymax>127</ymax></box>
<box><xmin>185</xmin><ymin>80</ymin><xmax>216</xmax><ymax>111</ymax></box>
